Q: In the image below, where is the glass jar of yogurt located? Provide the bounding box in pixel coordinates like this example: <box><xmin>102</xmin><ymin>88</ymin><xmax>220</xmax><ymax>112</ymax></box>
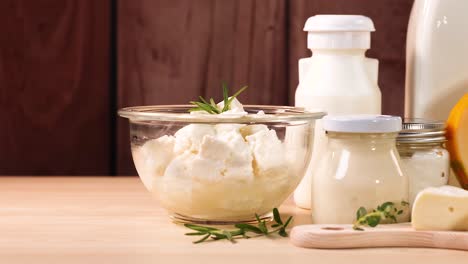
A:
<box><xmin>396</xmin><ymin>119</ymin><xmax>449</xmax><ymax>206</ymax></box>
<box><xmin>311</xmin><ymin>115</ymin><xmax>409</xmax><ymax>224</ymax></box>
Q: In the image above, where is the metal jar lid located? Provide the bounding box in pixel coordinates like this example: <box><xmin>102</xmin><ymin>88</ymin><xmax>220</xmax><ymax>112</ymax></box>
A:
<box><xmin>397</xmin><ymin>118</ymin><xmax>446</xmax><ymax>144</ymax></box>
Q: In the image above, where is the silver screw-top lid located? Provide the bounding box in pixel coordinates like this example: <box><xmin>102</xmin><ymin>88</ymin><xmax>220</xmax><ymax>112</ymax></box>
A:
<box><xmin>397</xmin><ymin>118</ymin><xmax>446</xmax><ymax>143</ymax></box>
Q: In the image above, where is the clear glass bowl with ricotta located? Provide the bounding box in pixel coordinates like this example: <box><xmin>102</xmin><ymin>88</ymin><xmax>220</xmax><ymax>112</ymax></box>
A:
<box><xmin>119</xmin><ymin>103</ymin><xmax>324</xmax><ymax>224</ymax></box>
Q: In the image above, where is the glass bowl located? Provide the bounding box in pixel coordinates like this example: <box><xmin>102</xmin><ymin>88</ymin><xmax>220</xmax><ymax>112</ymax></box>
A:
<box><xmin>118</xmin><ymin>105</ymin><xmax>325</xmax><ymax>224</ymax></box>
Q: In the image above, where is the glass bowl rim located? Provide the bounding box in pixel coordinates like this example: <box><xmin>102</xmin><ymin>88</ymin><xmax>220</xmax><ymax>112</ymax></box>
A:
<box><xmin>118</xmin><ymin>105</ymin><xmax>326</xmax><ymax>123</ymax></box>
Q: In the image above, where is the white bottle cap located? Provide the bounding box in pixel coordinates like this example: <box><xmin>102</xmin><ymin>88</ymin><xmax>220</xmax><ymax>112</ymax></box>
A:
<box><xmin>304</xmin><ymin>15</ymin><xmax>375</xmax><ymax>49</ymax></box>
<box><xmin>323</xmin><ymin>115</ymin><xmax>402</xmax><ymax>133</ymax></box>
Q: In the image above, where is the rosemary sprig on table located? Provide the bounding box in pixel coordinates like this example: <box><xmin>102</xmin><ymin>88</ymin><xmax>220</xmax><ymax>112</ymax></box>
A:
<box><xmin>352</xmin><ymin>201</ymin><xmax>409</xmax><ymax>231</ymax></box>
<box><xmin>189</xmin><ymin>84</ymin><xmax>248</xmax><ymax>114</ymax></box>
<box><xmin>184</xmin><ymin>208</ymin><xmax>293</xmax><ymax>244</ymax></box>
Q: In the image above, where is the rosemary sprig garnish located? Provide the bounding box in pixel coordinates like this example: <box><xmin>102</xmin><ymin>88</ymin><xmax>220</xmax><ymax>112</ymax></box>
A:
<box><xmin>352</xmin><ymin>201</ymin><xmax>409</xmax><ymax>231</ymax></box>
<box><xmin>183</xmin><ymin>208</ymin><xmax>293</xmax><ymax>244</ymax></box>
<box><xmin>189</xmin><ymin>84</ymin><xmax>248</xmax><ymax>114</ymax></box>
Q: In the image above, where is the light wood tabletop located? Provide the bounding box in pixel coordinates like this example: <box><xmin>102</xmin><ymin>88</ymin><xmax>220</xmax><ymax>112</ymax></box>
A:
<box><xmin>0</xmin><ymin>177</ymin><xmax>466</xmax><ymax>264</ymax></box>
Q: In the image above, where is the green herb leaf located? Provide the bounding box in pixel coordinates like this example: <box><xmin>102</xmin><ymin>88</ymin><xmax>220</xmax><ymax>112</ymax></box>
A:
<box><xmin>184</xmin><ymin>208</ymin><xmax>292</xmax><ymax>244</ymax></box>
<box><xmin>356</xmin><ymin>207</ymin><xmax>367</xmax><ymax>220</ymax></box>
<box><xmin>353</xmin><ymin>201</ymin><xmax>407</xmax><ymax>231</ymax></box>
<box><xmin>223</xmin><ymin>230</ymin><xmax>234</xmax><ymax>242</ymax></box>
<box><xmin>198</xmin><ymin>96</ymin><xmax>209</xmax><ymax>105</ymax></box>
<box><xmin>184</xmin><ymin>224</ymin><xmax>219</xmax><ymax>232</ymax></box>
<box><xmin>188</xmin><ymin>107</ymin><xmax>203</xmax><ymax>112</ymax></box>
<box><xmin>188</xmin><ymin>84</ymin><xmax>248</xmax><ymax>114</ymax></box>
<box><xmin>193</xmin><ymin>233</ymin><xmax>211</xmax><ymax>244</ymax></box>
<box><xmin>401</xmin><ymin>201</ymin><xmax>409</xmax><ymax>206</ymax></box>
<box><xmin>234</xmin><ymin>223</ymin><xmax>263</xmax><ymax>234</ymax></box>
<box><xmin>211</xmin><ymin>233</ymin><xmax>227</xmax><ymax>240</ymax></box>
<box><xmin>380</xmin><ymin>202</ymin><xmax>394</xmax><ymax>212</ymax></box>
<box><xmin>190</xmin><ymin>101</ymin><xmax>215</xmax><ymax>114</ymax></box>
<box><xmin>185</xmin><ymin>232</ymin><xmax>207</xmax><ymax>236</ymax></box>
<box><xmin>255</xmin><ymin>213</ymin><xmax>269</xmax><ymax>234</ymax></box>
<box><xmin>353</xmin><ymin>226</ymin><xmax>365</xmax><ymax>231</ymax></box>
<box><xmin>273</xmin><ymin>208</ymin><xmax>283</xmax><ymax>225</ymax></box>
<box><xmin>283</xmin><ymin>216</ymin><xmax>293</xmax><ymax>228</ymax></box>
<box><xmin>209</xmin><ymin>98</ymin><xmax>217</xmax><ymax>108</ymax></box>
<box><xmin>229</xmin><ymin>85</ymin><xmax>248</xmax><ymax>102</ymax></box>
<box><xmin>278</xmin><ymin>228</ymin><xmax>288</xmax><ymax>237</ymax></box>
<box><xmin>366</xmin><ymin>215</ymin><xmax>381</xmax><ymax>227</ymax></box>
<box><xmin>258</xmin><ymin>221</ymin><xmax>268</xmax><ymax>234</ymax></box>
<box><xmin>222</xmin><ymin>83</ymin><xmax>229</xmax><ymax>112</ymax></box>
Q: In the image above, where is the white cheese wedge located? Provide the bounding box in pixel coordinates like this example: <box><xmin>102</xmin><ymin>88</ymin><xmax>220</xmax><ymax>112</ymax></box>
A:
<box><xmin>193</xmin><ymin>135</ymin><xmax>230</xmax><ymax>183</ymax></box>
<box><xmin>133</xmin><ymin>135</ymin><xmax>175</xmax><ymax>190</ymax></box>
<box><xmin>173</xmin><ymin>124</ymin><xmax>215</xmax><ymax>154</ymax></box>
<box><xmin>411</xmin><ymin>185</ymin><xmax>468</xmax><ymax>231</ymax></box>
<box><xmin>197</xmin><ymin>131</ymin><xmax>254</xmax><ymax>182</ymax></box>
<box><xmin>191</xmin><ymin>156</ymin><xmax>225</xmax><ymax>183</ymax></box>
<box><xmin>164</xmin><ymin>152</ymin><xmax>194</xmax><ymax>179</ymax></box>
<box><xmin>246</xmin><ymin>129</ymin><xmax>285</xmax><ymax>175</ymax></box>
<box><xmin>218</xmin><ymin>130</ymin><xmax>254</xmax><ymax>181</ymax></box>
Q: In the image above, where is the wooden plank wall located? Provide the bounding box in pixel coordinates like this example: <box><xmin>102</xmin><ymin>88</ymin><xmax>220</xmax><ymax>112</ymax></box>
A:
<box><xmin>0</xmin><ymin>0</ymin><xmax>413</xmax><ymax>175</ymax></box>
<box><xmin>0</xmin><ymin>0</ymin><xmax>110</xmax><ymax>175</ymax></box>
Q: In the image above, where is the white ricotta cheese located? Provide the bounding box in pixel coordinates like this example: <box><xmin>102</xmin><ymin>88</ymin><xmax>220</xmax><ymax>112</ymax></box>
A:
<box><xmin>246</xmin><ymin>129</ymin><xmax>285</xmax><ymax>175</ymax></box>
<box><xmin>173</xmin><ymin>124</ymin><xmax>215</xmax><ymax>154</ymax></box>
<box><xmin>132</xmin><ymin>135</ymin><xmax>175</xmax><ymax>190</ymax></box>
<box><xmin>132</xmin><ymin>99</ymin><xmax>294</xmax><ymax>220</ymax></box>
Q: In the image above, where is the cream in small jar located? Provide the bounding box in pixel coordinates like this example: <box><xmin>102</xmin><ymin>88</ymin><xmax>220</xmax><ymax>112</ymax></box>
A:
<box><xmin>396</xmin><ymin>119</ymin><xmax>449</xmax><ymax>207</ymax></box>
<box><xmin>311</xmin><ymin>115</ymin><xmax>409</xmax><ymax>224</ymax></box>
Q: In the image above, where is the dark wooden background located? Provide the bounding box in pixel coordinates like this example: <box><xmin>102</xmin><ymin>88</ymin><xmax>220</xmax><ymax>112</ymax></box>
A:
<box><xmin>0</xmin><ymin>0</ymin><xmax>413</xmax><ymax>176</ymax></box>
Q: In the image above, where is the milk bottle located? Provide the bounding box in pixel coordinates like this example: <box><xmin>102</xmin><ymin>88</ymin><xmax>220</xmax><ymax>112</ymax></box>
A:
<box><xmin>294</xmin><ymin>15</ymin><xmax>382</xmax><ymax>209</ymax></box>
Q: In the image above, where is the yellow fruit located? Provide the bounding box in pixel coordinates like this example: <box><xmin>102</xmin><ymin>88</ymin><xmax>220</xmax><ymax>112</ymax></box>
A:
<box><xmin>446</xmin><ymin>94</ymin><xmax>468</xmax><ymax>190</ymax></box>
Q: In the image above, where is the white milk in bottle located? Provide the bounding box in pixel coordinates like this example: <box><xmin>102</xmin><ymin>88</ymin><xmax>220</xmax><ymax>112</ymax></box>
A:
<box><xmin>294</xmin><ymin>15</ymin><xmax>382</xmax><ymax>209</ymax></box>
<box><xmin>405</xmin><ymin>0</ymin><xmax>468</xmax><ymax>187</ymax></box>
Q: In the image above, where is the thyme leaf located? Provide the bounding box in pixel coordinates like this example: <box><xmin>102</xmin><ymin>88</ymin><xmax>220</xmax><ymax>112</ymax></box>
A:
<box><xmin>352</xmin><ymin>201</ymin><xmax>409</xmax><ymax>231</ymax></box>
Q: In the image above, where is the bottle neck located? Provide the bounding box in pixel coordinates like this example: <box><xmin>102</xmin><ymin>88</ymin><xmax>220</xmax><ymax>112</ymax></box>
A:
<box><xmin>307</xmin><ymin>31</ymin><xmax>371</xmax><ymax>50</ymax></box>
<box><xmin>310</xmin><ymin>49</ymin><xmax>367</xmax><ymax>57</ymax></box>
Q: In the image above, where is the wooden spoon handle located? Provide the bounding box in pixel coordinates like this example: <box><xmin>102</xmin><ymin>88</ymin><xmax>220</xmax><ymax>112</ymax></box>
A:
<box><xmin>290</xmin><ymin>224</ymin><xmax>468</xmax><ymax>251</ymax></box>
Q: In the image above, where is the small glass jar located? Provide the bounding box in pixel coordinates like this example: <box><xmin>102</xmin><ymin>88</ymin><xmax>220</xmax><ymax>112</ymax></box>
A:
<box><xmin>311</xmin><ymin>115</ymin><xmax>409</xmax><ymax>224</ymax></box>
<box><xmin>397</xmin><ymin>119</ymin><xmax>449</xmax><ymax>206</ymax></box>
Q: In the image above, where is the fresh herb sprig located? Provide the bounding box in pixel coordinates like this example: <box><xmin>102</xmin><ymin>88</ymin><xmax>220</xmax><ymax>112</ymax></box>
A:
<box><xmin>352</xmin><ymin>201</ymin><xmax>409</xmax><ymax>231</ymax></box>
<box><xmin>189</xmin><ymin>84</ymin><xmax>247</xmax><ymax>114</ymax></box>
<box><xmin>183</xmin><ymin>208</ymin><xmax>293</xmax><ymax>244</ymax></box>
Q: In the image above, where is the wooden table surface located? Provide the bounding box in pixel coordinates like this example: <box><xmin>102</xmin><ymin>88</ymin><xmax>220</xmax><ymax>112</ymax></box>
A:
<box><xmin>1</xmin><ymin>177</ymin><xmax>466</xmax><ymax>264</ymax></box>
